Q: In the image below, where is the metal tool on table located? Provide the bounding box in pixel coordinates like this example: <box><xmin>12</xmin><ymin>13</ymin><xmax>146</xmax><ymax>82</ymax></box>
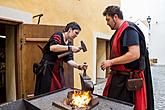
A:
<box><xmin>58</xmin><ymin>40</ymin><xmax>87</xmax><ymax>58</ymax></box>
<box><xmin>79</xmin><ymin>63</ymin><xmax>94</xmax><ymax>93</ymax></box>
<box><xmin>80</xmin><ymin>74</ymin><xmax>94</xmax><ymax>93</ymax></box>
<box><xmin>81</xmin><ymin>62</ymin><xmax>91</xmax><ymax>80</ymax></box>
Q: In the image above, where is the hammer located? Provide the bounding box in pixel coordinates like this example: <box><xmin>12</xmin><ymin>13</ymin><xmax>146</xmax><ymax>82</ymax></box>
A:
<box><xmin>58</xmin><ymin>40</ymin><xmax>87</xmax><ymax>58</ymax></box>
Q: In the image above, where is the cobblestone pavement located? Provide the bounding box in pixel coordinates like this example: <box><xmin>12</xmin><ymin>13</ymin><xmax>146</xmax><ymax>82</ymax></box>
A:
<box><xmin>93</xmin><ymin>79</ymin><xmax>106</xmax><ymax>96</ymax></box>
<box><xmin>151</xmin><ymin>65</ymin><xmax>165</xmax><ymax>110</ymax></box>
<box><xmin>93</xmin><ymin>65</ymin><xmax>165</xmax><ymax>110</ymax></box>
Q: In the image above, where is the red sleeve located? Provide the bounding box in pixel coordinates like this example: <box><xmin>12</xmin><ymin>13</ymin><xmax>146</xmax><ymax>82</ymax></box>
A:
<box><xmin>53</xmin><ymin>34</ymin><xmax>61</xmax><ymax>44</ymax></box>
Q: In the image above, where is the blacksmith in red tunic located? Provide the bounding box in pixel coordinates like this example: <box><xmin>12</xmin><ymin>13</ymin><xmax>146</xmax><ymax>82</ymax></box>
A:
<box><xmin>101</xmin><ymin>6</ymin><xmax>154</xmax><ymax>110</ymax></box>
<box><xmin>34</xmin><ymin>22</ymin><xmax>87</xmax><ymax>96</ymax></box>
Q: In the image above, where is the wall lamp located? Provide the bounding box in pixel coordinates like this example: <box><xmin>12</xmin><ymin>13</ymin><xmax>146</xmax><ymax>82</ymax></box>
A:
<box><xmin>147</xmin><ymin>16</ymin><xmax>151</xmax><ymax>30</ymax></box>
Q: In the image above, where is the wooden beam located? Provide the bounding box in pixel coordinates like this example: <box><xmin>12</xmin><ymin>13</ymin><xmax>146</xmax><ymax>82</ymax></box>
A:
<box><xmin>25</xmin><ymin>38</ymin><xmax>49</xmax><ymax>42</ymax></box>
<box><xmin>0</xmin><ymin>17</ymin><xmax>23</xmax><ymax>25</ymax></box>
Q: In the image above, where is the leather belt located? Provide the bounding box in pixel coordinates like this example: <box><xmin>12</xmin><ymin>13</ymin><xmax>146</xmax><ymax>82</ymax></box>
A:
<box><xmin>111</xmin><ymin>70</ymin><xmax>130</xmax><ymax>75</ymax></box>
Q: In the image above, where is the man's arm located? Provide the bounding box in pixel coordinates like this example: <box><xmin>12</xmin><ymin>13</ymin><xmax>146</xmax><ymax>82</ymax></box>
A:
<box><xmin>101</xmin><ymin>45</ymin><xmax>140</xmax><ymax>70</ymax></box>
<box><xmin>67</xmin><ymin>60</ymin><xmax>88</xmax><ymax>70</ymax></box>
<box><xmin>50</xmin><ymin>44</ymin><xmax>81</xmax><ymax>53</ymax></box>
<box><xmin>50</xmin><ymin>44</ymin><xmax>69</xmax><ymax>52</ymax></box>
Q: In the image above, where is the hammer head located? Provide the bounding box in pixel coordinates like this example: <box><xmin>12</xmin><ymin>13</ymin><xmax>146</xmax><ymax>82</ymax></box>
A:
<box><xmin>80</xmin><ymin>40</ymin><xmax>87</xmax><ymax>52</ymax></box>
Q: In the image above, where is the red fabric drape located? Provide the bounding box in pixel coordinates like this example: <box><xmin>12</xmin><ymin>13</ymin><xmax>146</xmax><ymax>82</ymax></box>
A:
<box><xmin>135</xmin><ymin>71</ymin><xmax>147</xmax><ymax>110</ymax></box>
<box><xmin>50</xmin><ymin>60</ymin><xmax>62</xmax><ymax>91</ymax></box>
<box><xmin>50</xmin><ymin>73</ymin><xmax>62</xmax><ymax>91</ymax></box>
<box><xmin>102</xmin><ymin>73</ymin><xmax>113</xmax><ymax>96</ymax></box>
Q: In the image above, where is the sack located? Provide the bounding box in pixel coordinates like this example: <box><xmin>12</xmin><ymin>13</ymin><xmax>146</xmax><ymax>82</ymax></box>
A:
<box><xmin>127</xmin><ymin>78</ymin><xmax>143</xmax><ymax>91</ymax></box>
<box><xmin>33</xmin><ymin>62</ymin><xmax>45</xmax><ymax>75</ymax></box>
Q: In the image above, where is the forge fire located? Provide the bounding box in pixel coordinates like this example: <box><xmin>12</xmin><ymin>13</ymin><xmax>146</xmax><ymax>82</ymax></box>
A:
<box><xmin>64</xmin><ymin>90</ymin><xmax>92</xmax><ymax>109</ymax></box>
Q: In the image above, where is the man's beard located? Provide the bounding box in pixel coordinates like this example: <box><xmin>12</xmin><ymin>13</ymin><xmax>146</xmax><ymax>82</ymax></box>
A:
<box><xmin>111</xmin><ymin>22</ymin><xmax>116</xmax><ymax>30</ymax></box>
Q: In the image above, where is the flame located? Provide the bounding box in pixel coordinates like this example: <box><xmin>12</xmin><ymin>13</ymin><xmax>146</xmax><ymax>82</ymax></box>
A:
<box><xmin>71</xmin><ymin>91</ymin><xmax>92</xmax><ymax>108</ymax></box>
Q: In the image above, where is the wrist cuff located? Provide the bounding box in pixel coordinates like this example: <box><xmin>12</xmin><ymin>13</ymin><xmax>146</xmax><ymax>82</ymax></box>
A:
<box><xmin>68</xmin><ymin>45</ymin><xmax>71</xmax><ymax>51</ymax></box>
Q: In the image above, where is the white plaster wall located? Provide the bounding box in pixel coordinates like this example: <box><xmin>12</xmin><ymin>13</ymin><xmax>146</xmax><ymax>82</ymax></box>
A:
<box><xmin>0</xmin><ymin>6</ymin><xmax>32</xmax><ymax>23</ymax></box>
<box><xmin>121</xmin><ymin>0</ymin><xmax>165</xmax><ymax>65</ymax></box>
<box><xmin>135</xmin><ymin>20</ymin><xmax>149</xmax><ymax>48</ymax></box>
<box><xmin>149</xmin><ymin>22</ymin><xmax>165</xmax><ymax>65</ymax></box>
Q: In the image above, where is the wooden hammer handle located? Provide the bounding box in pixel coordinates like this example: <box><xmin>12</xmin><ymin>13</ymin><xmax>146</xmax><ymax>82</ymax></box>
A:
<box><xmin>58</xmin><ymin>51</ymin><xmax>72</xmax><ymax>58</ymax></box>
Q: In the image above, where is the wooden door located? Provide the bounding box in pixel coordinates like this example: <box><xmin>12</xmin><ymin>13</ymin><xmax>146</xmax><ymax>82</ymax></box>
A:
<box><xmin>19</xmin><ymin>24</ymin><xmax>73</xmax><ymax>98</ymax></box>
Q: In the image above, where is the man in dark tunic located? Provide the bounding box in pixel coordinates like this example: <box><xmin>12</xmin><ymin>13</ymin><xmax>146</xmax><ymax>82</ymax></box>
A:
<box><xmin>100</xmin><ymin>6</ymin><xmax>154</xmax><ymax>110</ymax></box>
<box><xmin>34</xmin><ymin>22</ymin><xmax>87</xmax><ymax>96</ymax></box>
